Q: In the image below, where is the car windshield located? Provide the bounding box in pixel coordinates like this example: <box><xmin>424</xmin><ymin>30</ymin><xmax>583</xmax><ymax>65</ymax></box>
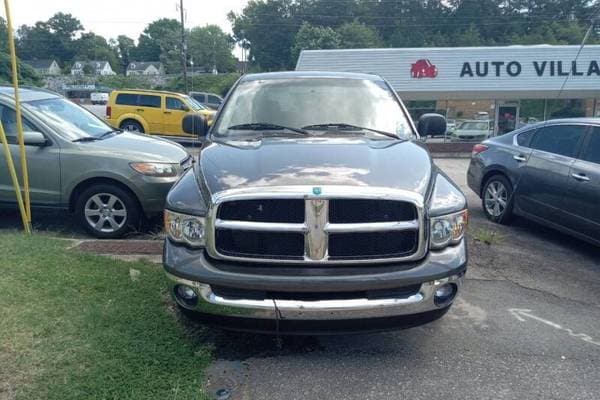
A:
<box><xmin>459</xmin><ymin>121</ymin><xmax>489</xmax><ymax>130</ymax></box>
<box><xmin>24</xmin><ymin>97</ymin><xmax>114</xmax><ymax>140</ymax></box>
<box><xmin>184</xmin><ymin>95</ymin><xmax>206</xmax><ymax>111</ymax></box>
<box><xmin>212</xmin><ymin>77</ymin><xmax>413</xmax><ymax>140</ymax></box>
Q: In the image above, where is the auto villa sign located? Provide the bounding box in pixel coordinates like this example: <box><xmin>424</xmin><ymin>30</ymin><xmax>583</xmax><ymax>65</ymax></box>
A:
<box><xmin>296</xmin><ymin>45</ymin><xmax>600</xmax><ymax>100</ymax></box>
<box><xmin>459</xmin><ymin>60</ymin><xmax>600</xmax><ymax>78</ymax></box>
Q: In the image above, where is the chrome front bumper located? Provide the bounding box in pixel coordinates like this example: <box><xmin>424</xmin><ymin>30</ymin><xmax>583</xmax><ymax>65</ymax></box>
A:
<box><xmin>165</xmin><ymin>271</ymin><xmax>464</xmax><ymax>321</ymax></box>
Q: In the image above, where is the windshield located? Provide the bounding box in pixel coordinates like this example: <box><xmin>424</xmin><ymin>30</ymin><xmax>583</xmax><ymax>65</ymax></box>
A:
<box><xmin>184</xmin><ymin>95</ymin><xmax>207</xmax><ymax>111</ymax></box>
<box><xmin>459</xmin><ymin>121</ymin><xmax>489</xmax><ymax>130</ymax></box>
<box><xmin>24</xmin><ymin>97</ymin><xmax>113</xmax><ymax>140</ymax></box>
<box><xmin>212</xmin><ymin>78</ymin><xmax>413</xmax><ymax>140</ymax></box>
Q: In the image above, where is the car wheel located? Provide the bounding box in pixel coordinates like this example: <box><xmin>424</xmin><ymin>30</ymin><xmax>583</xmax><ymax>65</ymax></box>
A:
<box><xmin>75</xmin><ymin>184</ymin><xmax>141</xmax><ymax>238</ymax></box>
<box><xmin>120</xmin><ymin>120</ymin><xmax>145</xmax><ymax>134</ymax></box>
<box><xmin>482</xmin><ymin>174</ymin><xmax>513</xmax><ymax>224</ymax></box>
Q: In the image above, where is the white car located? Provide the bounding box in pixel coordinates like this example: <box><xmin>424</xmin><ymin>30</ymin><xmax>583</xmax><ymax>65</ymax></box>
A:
<box><xmin>451</xmin><ymin>120</ymin><xmax>493</xmax><ymax>142</ymax></box>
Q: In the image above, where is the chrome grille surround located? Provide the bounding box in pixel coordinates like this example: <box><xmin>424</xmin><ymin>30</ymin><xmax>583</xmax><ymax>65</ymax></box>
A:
<box><xmin>206</xmin><ymin>186</ymin><xmax>427</xmax><ymax>265</ymax></box>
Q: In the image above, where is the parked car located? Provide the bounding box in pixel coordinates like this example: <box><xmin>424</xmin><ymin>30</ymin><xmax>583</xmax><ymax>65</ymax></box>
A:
<box><xmin>468</xmin><ymin>118</ymin><xmax>600</xmax><ymax>246</ymax></box>
<box><xmin>90</xmin><ymin>92</ymin><xmax>109</xmax><ymax>105</ymax></box>
<box><xmin>451</xmin><ymin>120</ymin><xmax>493</xmax><ymax>141</ymax></box>
<box><xmin>106</xmin><ymin>89</ymin><xmax>216</xmax><ymax>137</ymax></box>
<box><xmin>188</xmin><ymin>91</ymin><xmax>223</xmax><ymax>110</ymax></box>
<box><xmin>446</xmin><ymin>119</ymin><xmax>457</xmax><ymax>135</ymax></box>
<box><xmin>163</xmin><ymin>71</ymin><xmax>468</xmax><ymax>334</ymax></box>
<box><xmin>0</xmin><ymin>87</ymin><xmax>191</xmax><ymax>238</ymax></box>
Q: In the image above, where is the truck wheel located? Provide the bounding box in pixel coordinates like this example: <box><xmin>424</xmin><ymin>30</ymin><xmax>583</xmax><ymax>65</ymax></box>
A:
<box><xmin>120</xmin><ymin>120</ymin><xmax>144</xmax><ymax>134</ymax></box>
<box><xmin>482</xmin><ymin>174</ymin><xmax>513</xmax><ymax>224</ymax></box>
<box><xmin>75</xmin><ymin>184</ymin><xmax>141</xmax><ymax>238</ymax></box>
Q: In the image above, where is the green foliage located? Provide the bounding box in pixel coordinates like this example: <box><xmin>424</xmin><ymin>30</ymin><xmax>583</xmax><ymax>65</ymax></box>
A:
<box><xmin>230</xmin><ymin>0</ymin><xmax>600</xmax><ymax>70</ymax></box>
<box><xmin>0</xmin><ymin>52</ymin><xmax>42</xmax><ymax>86</ymax></box>
<box><xmin>131</xmin><ymin>18</ymin><xmax>183</xmax><ymax>74</ymax></box>
<box><xmin>188</xmin><ymin>25</ymin><xmax>237</xmax><ymax>73</ymax></box>
<box><xmin>292</xmin><ymin>22</ymin><xmax>341</xmax><ymax>61</ymax></box>
<box><xmin>167</xmin><ymin>73</ymin><xmax>241</xmax><ymax>96</ymax></box>
<box><xmin>336</xmin><ymin>21</ymin><xmax>383</xmax><ymax>49</ymax></box>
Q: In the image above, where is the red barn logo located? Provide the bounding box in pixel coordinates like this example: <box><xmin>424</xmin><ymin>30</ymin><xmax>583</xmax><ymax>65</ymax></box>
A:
<box><xmin>411</xmin><ymin>59</ymin><xmax>438</xmax><ymax>79</ymax></box>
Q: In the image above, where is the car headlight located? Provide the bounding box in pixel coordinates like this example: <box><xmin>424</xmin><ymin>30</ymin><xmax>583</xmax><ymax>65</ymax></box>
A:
<box><xmin>430</xmin><ymin>209</ymin><xmax>468</xmax><ymax>249</ymax></box>
<box><xmin>164</xmin><ymin>210</ymin><xmax>205</xmax><ymax>247</ymax></box>
<box><xmin>130</xmin><ymin>162</ymin><xmax>179</xmax><ymax>177</ymax></box>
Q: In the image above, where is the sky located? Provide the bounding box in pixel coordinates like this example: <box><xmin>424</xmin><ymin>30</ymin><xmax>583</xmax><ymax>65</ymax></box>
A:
<box><xmin>8</xmin><ymin>0</ymin><xmax>249</xmax><ymax>53</ymax></box>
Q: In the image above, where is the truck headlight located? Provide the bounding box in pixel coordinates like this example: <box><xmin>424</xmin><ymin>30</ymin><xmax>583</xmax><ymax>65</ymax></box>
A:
<box><xmin>164</xmin><ymin>210</ymin><xmax>205</xmax><ymax>247</ymax></box>
<box><xmin>430</xmin><ymin>209</ymin><xmax>468</xmax><ymax>249</ymax></box>
<box><xmin>130</xmin><ymin>162</ymin><xmax>179</xmax><ymax>177</ymax></box>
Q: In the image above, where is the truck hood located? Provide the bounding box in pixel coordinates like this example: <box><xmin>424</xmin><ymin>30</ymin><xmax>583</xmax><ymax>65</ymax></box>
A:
<box><xmin>198</xmin><ymin>137</ymin><xmax>433</xmax><ymax>197</ymax></box>
<box><xmin>80</xmin><ymin>132</ymin><xmax>189</xmax><ymax>163</ymax></box>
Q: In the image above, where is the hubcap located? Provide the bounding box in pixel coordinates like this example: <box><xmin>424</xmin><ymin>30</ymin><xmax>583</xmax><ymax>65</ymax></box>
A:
<box><xmin>84</xmin><ymin>193</ymin><xmax>127</xmax><ymax>233</ymax></box>
<box><xmin>484</xmin><ymin>181</ymin><xmax>508</xmax><ymax>217</ymax></box>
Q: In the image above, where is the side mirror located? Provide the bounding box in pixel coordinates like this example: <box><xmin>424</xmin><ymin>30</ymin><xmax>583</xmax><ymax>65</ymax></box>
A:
<box><xmin>23</xmin><ymin>131</ymin><xmax>48</xmax><ymax>146</ymax></box>
<box><xmin>182</xmin><ymin>114</ymin><xmax>208</xmax><ymax>137</ymax></box>
<box><xmin>417</xmin><ymin>113</ymin><xmax>447</xmax><ymax>138</ymax></box>
<box><xmin>181</xmin><ymin>104</ymin><xmax>190</xmax><ymax>112</ymax></box>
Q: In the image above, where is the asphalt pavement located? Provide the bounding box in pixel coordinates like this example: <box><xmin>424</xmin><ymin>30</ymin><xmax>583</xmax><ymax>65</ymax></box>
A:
<box><xmin>201</xmin><ymin>158</ymin><xmax>600</xmax><ymax>400</ymax></box>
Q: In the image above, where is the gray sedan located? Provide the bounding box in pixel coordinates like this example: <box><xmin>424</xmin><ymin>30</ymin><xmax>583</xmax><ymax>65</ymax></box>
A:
<box><xmin>467</xmin><ymin>118</ymin><xmax>600</xmax><ymax>246</ymax></box>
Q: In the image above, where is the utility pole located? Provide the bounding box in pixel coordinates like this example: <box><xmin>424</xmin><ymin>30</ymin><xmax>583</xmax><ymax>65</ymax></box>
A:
<box><xmin>179</xmin><ymin>0</ymin><xmax>188</xmax><ymax>92</ymax></box>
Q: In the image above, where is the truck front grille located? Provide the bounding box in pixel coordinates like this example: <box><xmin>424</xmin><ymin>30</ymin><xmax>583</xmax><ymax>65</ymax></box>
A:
<box><xmin>210</xmin><ymin>195</ymin><xmax>423</xmax><ymax>265</ymax></box>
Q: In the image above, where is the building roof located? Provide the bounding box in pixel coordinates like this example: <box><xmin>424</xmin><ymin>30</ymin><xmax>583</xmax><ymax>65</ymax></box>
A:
<box><xmin>72</xmin><ymin>60</ymin><xmax>111</xmax><ymax>70</ymax></box>
<box><xmin>23</xmin><ymin>59</ymin><xmax>57</xmax><ymax>69</ymax></box>
<box><xmin>127</xmin><ymin>61</ymin><xmax>162</xmax><ymax>71</ymax></box>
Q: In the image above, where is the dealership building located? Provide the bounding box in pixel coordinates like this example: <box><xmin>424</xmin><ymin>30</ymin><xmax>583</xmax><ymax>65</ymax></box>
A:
<box><xmin>296</xmin><ymin>45</ymin><xmax>600</xmax><ymax>134</ymax></box>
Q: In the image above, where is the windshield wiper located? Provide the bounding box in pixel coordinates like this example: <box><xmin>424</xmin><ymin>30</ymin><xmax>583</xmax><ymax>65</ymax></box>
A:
<box><xmin>98</xmin><ymin>129</ymin><xmax>123</xmax><ymax>139</ymax></box>
<box><xmin>301</xmin><ymin>123</ymin><xmax>399</xmax><ymax>140</ymax></box>
<box><xmin>72</xmin><ymin>137</ymin><xmax>99</xmax><ymax>143</ymax></box>
<box><xmin>228</xmin><ymin>123</ymin><xmax>310</xmax><ymax>136</ymax></box>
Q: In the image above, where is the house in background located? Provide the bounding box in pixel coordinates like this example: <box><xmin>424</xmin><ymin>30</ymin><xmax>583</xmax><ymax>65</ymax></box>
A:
<box><xmin>71</xmin><ymin>60</ymin><xmax>116</xmax><ymax>76</ymax></box>
<box><xmin>24</xmin><ymin>59</ymin><xmax>61</xmax><ymax>76</ymax></box>
<box><xmin>126</xmin><ymin>61</ymin><xmax>165</xmax><ymax>76</ymax></box>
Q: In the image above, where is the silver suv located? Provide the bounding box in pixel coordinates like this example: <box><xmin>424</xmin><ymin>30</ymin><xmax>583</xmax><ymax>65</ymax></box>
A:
<box><xmin>0</xmin><ymin>87</ymin><xmax>189</xmax><ymax>238</ymax></box>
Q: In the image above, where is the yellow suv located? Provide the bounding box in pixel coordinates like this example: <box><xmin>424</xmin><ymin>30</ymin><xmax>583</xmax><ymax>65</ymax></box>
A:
<box><xmin>106</xmin><ymin>89</ymin><xmax>215</xmax><ymax>137</ymax></box>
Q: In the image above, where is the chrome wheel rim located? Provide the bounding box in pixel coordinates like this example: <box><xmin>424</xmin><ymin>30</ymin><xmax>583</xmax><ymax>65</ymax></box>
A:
<box><xmin>484</xmin><ymin>181</ymin><xmax>508</xmax><ymax>217</ymax></box>
<box><xmin>84</xmin><ymin>193</ymin><xmax>127</xmax><ymax>233</ymax></box>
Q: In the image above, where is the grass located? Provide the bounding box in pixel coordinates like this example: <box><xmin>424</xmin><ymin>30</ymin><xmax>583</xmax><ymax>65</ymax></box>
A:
<box><xmin>0</xmin><ymin>233</ymin><xmax>211</xmax><ymax>400</ymax></box>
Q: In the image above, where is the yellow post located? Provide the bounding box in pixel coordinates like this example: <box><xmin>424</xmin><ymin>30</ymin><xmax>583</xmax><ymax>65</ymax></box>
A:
<box><xmin>4</xmin><ymin>0</ymin><xmax>31</xmax><ymax>226</ymax></box>
<box><xmin>0</xmin><ymin>122</ymin><xmax>30</xmax><ymax>233</ymax></box>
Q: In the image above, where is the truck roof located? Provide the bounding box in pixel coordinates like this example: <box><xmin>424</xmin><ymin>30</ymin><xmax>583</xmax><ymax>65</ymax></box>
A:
<box><xmin>241</xmin><ymin>71</ymin><xmax>385</xmax><ymax>82</ymax></box>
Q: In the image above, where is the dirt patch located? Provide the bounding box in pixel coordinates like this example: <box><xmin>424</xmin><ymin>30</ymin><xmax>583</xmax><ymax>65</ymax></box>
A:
<box><xmin>74</xmin><ymin>240</ymin><xmax>164</xmax><ymax>255</ymax></box>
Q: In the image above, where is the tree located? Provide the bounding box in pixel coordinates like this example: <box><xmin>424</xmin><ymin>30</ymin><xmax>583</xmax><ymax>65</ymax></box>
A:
<box><xmin>229</xmin><ymin>0</ymin><xmax>302</xmax><ymax>71</ymax></box>
<box><xmin>72</xmin><ymin>32</ymin><xmax>118</xmax><ymax>71</ymax></box>
<box><xmin>0</xmin><ymin>52</ymin><xmax>41</xmax><ymax>85</ymax></box>
<box><xmin>131</xmin><ymin>19</ymin><xmax>182</xmax><ymax>73</ymax></box>
<box><xmin>16</xmin><ymin>12</ymin><xmax>83</xmax><ymax>63</ymax></box>
<box><xmin>115</xmin><ymin>35</ymin><xmax>135</xmax><ymax>71</ymax></box>
<box><xmin>188</xmin><ymin>25</ymin><xmax>237</xmax><ymax>73</ymax></box>
<box><xmin>292</xmin><ymin>23</ymin><xmax>341</xmax><ymax>63</ymax></box>
<box><xmin>335</xmin><ymin>21</ymin><xmax>382</xmax><ymax>49</ymax></box>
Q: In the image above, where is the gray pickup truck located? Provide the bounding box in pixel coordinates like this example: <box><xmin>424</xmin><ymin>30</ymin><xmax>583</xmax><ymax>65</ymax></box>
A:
<box><xmin>163</xmin><ymin>71</ymin><xmax>468</xmax><ymax>334</ymax></box>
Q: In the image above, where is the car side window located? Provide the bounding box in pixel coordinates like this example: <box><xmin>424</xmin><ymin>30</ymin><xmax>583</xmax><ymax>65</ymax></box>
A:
<box><xmin>516</xmin><ymin>129</ymin><xmax>536</xmax><ymax>147</ymax></box>
<box><xmin>0</xmin><ymin>105</ymin><xmax>36</xmax><ymax>144</ymax></box>
<box><xmin>529</xmin><ymin>125</ymin><xmax>586</xmax><ymax>158</ymax></box>
<box><xmin>115</xmin><ymin>93</ymin><xmax>138</xmax><ymax>106</ymax></box>
<box><xmin>208</xmin><ymin>95</ymin><xmax>221</xmax><ymax>104</ymax></box>
<box><xmin>582</xmin><ymin>127</ymin><xmax>600</xmax><ymax>165</ymax></box>
<box><xmin>139</xmin><ymin>95</ymin><xmax>161</xmax><ymax>108</ymax></box>
<box><xmin>166</xmin><ymin>97</ymin><xmax>186</xmax><ymax>111</ymax></box>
